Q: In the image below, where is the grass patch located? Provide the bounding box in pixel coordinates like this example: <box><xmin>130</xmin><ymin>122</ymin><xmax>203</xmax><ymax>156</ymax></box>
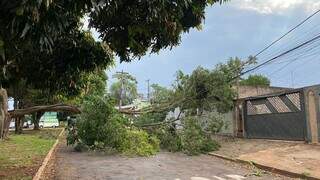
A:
<box><xmin>0</xmin><ymin>128</ymin><xmax>62</xmax><ymax>179</ymax></box>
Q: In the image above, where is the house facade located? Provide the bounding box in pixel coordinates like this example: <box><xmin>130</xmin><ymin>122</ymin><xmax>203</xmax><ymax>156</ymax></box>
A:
<box><xmin>219</xmin><ymin>85</ymin><xmax>289</xmax><ymax>136</ymax></box>
<box><xmin>242</xmin><ymin>84</ymin><xmax>320</xmax><ymax>143</ymax></box>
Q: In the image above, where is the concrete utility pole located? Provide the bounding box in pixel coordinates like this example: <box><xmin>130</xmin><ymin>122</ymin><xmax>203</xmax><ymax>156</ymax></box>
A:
<box><xmin>146</xmin><ymin>79</ymin><xmax>150</xmax><ymax>101</ymax></box>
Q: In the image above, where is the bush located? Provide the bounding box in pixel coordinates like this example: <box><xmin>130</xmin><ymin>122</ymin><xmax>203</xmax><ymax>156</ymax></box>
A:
<box><xmin>67</xmin><ymin>95</ymin><xmax>159</xmax><ymax>156</ymax></box>
<box><xmin>148</xmin><ymin>116</ymin><xmax>220</xmax><ymax>155</ymax></box>
<box><xmin>67</xmin><ymin>95</ymin><xmax>219</xmax><ymax>156</ymax></box>
<box><xmin>152</xmin><ymin>126</ymin><xmax>182</xmax><ymax>152</ymax></box>
<box><xmin>73</xmin><ymin>96</ymin><xmax>128</xmax><ymax>150</ymax></box>
<box><xmin>119</xmin><ymin>129</ymin><xmax>160</xmax><ymax>156</ymax></box>
<box><xmin>180</xmin><ymin>117</ymin><xmax>220</xmax><ymax>155</ymax></box>
<box><xmin>133</xmin><ymin>112</ymin><xmax>167</xmax><ymax>126</ymax></box>
<box><xmin>202</xmin><ymin>113</ymin><xmax>224</xmax><ymax>134</ymax></box>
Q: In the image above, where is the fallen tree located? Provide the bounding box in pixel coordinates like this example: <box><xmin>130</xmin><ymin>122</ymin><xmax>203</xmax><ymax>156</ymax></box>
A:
<box><xmin>0</xmin><ymin>101</ymin><xmax>81</xmax><ymax>139</ymax></box>
<box><xmin>8</xmin><ymin>104</ymin><xmax>81</xmax><ymax>118</ymax></box>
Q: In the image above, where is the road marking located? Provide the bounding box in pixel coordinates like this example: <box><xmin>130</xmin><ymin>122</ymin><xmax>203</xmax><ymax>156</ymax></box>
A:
<box><xmin>225</xmin><ymin>174</ymin><xmax>246</xmax><ymax>180</ymax></box>
<box><xmin>212</xmin><ymin>176</ymin><xmax>226</xmax><ymax>180</ymax></box>
<box><xmin>191</xmin><ymin>177</ymin><xmax>211</xmax><ymax>180</ymax></box>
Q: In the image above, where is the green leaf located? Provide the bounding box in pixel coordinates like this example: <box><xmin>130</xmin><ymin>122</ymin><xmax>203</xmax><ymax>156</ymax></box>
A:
<box><xmin>16</xmin><ymin>7</ymin><xmax>24</xmax><ymax>16</ymax></box>
<box><xmin>0</xmin><ymin>36</ymin><xmax>5</xmax><ymax>60</ymax></box>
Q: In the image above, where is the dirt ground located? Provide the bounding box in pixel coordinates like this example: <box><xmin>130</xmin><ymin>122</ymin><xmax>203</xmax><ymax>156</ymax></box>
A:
<box><xmin>238</xmin><ymin>144</ymin><xmax>320</xmax><ymax>179</ymax></box>
<box><xmin>50</xmin><ymin>140</ymin><xmax>289</xmax><ymax>180</ymax></box>
<box><xmin>212</xmin><ymin>136</ymin><xmax>320</xmax><ymax>179</ymax></box>
<box><xmin>212</xmin><ymin>136</ymin><xmax>301</xmax><ymax>158</ymax></box>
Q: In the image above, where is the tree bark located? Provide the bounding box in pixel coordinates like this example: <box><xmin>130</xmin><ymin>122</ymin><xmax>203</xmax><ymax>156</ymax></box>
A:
<box><xmin>14</xmin><ymin>117</ymin><xmax>20</xmax><ymax>134</ymax></box>
<box><xmin>33</xmin><ymin>111</ymin><xmax>44</xmax><ymax>130</ymax></box>
<box><xmin>9</xmin><ymin>104</ymin><xmax>81</xmax><ymax>118</ymax></box>
<box><xmin>0</xmin><ymin>88</ymin><xmax>10</xmax><ymax>139</ymax></box>
<box><xmin>13</xmin><ymin>99</ymin><xmax>23</xmax><ymax>134</ymax></box>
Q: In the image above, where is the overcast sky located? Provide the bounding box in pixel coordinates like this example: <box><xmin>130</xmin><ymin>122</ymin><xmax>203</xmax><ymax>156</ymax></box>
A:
<box><xmin>90</xmin><ymin>0</ymin><xmax>320</xmax><ymax>95</ymax></box>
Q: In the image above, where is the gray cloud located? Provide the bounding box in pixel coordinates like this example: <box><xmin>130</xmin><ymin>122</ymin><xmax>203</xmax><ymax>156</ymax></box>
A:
<box><xmin>107</xmin><ymin>0</ymin><xmax>320</xmax><ymax>94</ymax></box>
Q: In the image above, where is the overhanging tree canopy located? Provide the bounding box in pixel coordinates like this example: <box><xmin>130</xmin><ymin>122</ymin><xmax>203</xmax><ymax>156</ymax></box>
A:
<box><xmin>0</xmin><ymin>0</ymin><xmax>228</xmax><ymax>138</ymax></box>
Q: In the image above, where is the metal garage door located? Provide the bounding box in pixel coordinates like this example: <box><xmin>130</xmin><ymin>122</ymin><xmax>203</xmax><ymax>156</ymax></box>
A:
<box><xmin>244</xmin><ymin>91</ymin><xmax>306</xmax><ymax>140</ymax></box>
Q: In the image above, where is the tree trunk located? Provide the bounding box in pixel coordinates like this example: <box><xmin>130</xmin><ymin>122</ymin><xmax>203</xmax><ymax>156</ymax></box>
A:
<box><xmin>14</xmin><ymin>116</ymin><xmax>23</xmax><ymax>134</ymax></box>
<box><xmin>13</xmin><ymin>99</ymin><xmax>23</xmax><ymax>134</ymax></box>
<box><xmin>20</xmin><ymin>116</ymin><xmax>24</xmax><ymax>132</ymax></box>
<box><xmin>0</xmin><ymin>88</ymin><xmax>10</xmax><ymax>139</ymax></box>
<box><xmin>9</xmin><ymin>104</ymin><xmax>80</xmax><ymax>118</ymax></box>
<box><xmin>14</xmin><ymin>117</ymin><xmax>19</xmax><ymax>134</ymax></box>
<box><xmin>33</xmin><ymin>111</ymin><xmax>44</xmax><ymax>130</ymax></box>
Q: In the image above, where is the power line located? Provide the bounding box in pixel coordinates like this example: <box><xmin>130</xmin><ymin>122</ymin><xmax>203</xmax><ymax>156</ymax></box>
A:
<box><xmin>253</xmin><ymin>9</ymin><xmax>320</xmax><ymax>58</ymax></box>
<box><xmin>255</xmin><ymin>24</ymin><xmax>320</xmax><ymax>66</ymax></box>
<box><xmin>138</xmin><ymin>9</ymin><xmax>320</xmax><ymax>112</ymax></box>
<box><xmin>148</xmin><ymin>11</ymin><xmax>320</xmax><ymax>114</ymax></box>
<box><xmin>225</xmin><ymin>9</ymin><xmax>320</xmax><ymax>78</ymax></box>
<box><xmin>266</xmin><ymin>39</ymin><xmax>320</xmax><ymax>77</ymax></box>
<box><xmin>237</xmin><ymin>33</ymin><xmax>320</xmax><ymax>79</ymax></box>
<box><xmin>258</xmin><ymin>34</ymin><xmax>320</xmax><ymax>75</ymax></box>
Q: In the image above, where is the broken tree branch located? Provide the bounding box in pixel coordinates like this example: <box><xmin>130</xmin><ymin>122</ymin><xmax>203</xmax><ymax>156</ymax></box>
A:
<box><xmin>8</xmin><ymin>104</ymin><xmax>81</xmax><ymax>118</ymax></box>
<box><xmin>137</xmin><ymin>110</ymin><xmax>183</xmax><ymax>128</ymax></box>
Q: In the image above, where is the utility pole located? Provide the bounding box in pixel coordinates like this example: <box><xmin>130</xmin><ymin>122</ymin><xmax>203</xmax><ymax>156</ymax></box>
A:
<box><xmin>146</xmin><ymin>79</ymin><xmax>150</xmax><ymax>101</ymax></box>
<box><xmin>119</xmin><ymin>71</ymin><xmax>123</xmax><ymax>110</ymax></box>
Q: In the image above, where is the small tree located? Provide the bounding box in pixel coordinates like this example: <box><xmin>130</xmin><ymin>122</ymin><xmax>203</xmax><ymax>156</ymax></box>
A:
<box><xmin>110</xmin><ymin>72</ymin><xmax>138</xmax><ymax>107</ymax></box>
<box><xmin>240</xmin><ymin>74</ymin><xmax>271</xmax><ymax>86</ymax></box>
<box><xmin>150</xmin><ymin>84</ymin><xmax>173</xmax><ymax>105</ymax></box>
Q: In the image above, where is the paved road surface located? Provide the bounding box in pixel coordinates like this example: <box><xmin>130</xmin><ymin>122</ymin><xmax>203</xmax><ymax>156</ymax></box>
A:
<box><xmin>53</xmin><ymin>143</ymin><xmax>289</xmax><ymax>180</ymax></box>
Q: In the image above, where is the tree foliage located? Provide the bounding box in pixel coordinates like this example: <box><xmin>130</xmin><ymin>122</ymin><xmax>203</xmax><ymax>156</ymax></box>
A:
<box><xmin>0</xmin><ymin>0</ymin><xmax>228</xmax><ymax>139</ymax></box>
<box><xmin>1</xmin><ymin>0</ymin><xmax>227</xmax><ymax>77</ymax></box>
<box><xmin>240</xmin><ymin>74</ymin><xmax>271</xmax><ymax>87</ymax></box>
<box><xmin>110</xmin><ymin>72</ymin><xmax>138</xmax><ymax>106</ymax></box>
<box><xmin>75</xmin><ymin>96</ymin><xmax>127</xmax><ymax>148</ymax></box>
<box><xmin>0</xmin><ymin>0</ymin><xmax>228</xmax><ymax>99</ymax></box>
<box><xmin>60</xmin><ymin>69</ymin><xmax>109</xmax><ymax>105</ymax></box>
<box><xmin>68</xmin><ymin>95</ymin><xmax>159</xmax><ymax>156</ymax></box>
<box><xmin>173</xmin><ymin>66</ymin><xmax>234</xmax><ymax>114</ymax></box>
<box><xmin>150</xmin><ymin>84</ymin><xmax>173</xmax><ymax>105</ymax></box>
<box><xmin>180</xmin><ymin>116</ymin><xmax>220</xmax><ymax>155</ymax></box>
<box><xmin>133</xmin><ymin>57</ymin><xmax>257</xmax><ymax>155</ymax></box>
<box><xmin>11</xmin><ymin>32</ymin><xmax>112</xmax><ymax>97</ymax></box>
<box><xmin>88</xmin><ymin>0</ymin><xmax>227</xmax><ymax>61</ymax></box>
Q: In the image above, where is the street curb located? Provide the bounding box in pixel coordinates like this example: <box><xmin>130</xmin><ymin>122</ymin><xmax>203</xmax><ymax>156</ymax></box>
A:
<box><xmin>33</xmin><ymin>129</ymin><xmax>64</xmax><ymax>180</ymax></box>
<box><xmin>208</xmin><ymin>152</ymin><xmax>319</xmax><ymax>180</ymax></box>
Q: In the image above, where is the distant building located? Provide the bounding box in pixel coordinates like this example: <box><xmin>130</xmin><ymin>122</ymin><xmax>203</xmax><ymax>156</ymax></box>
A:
<box><xmin>231</xmin><ymin>85</ymin><xmax>290</xmax><ymax>136</ymax></box>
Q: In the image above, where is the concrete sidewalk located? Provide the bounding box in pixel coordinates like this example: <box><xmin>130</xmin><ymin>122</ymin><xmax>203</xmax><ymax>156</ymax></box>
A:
<box><xmin>238</xmin><ymin>144</ymin><xmax>320</xmax><ymax>179</ymax></box>
<box><xmin>210</xmin><ymin>137</ymin><xmax>320</xmax><ymax>179</ymax></box>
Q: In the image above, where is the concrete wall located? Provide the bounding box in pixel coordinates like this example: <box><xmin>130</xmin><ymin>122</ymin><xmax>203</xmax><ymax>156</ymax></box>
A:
<box><xmin>165</xmin><ymin>86</ymin><xmax>291</xmax><ymax>137</ymax></box>
<box><xmin>165</xmin><ymin>108</ymin><xmax>233</xmax><ymax>134</ymax></box>
<box><xmin>303</xmin><ymin>85</ymin><xmax>320</xmax><ymax>143</ymax></box>
<box><xmin>234</xmin><ymin>85</ymin><xmax>290</xmax><ymax>99</ymax></box>
<box><xmin>240</xmin><ymin>84</ymin><xmax>320</xmax><ymax>143</ymax></box>
<box><xmin>217</xmin><ymin>111</ymin><xmax>233</xmax><ymax>135</ymax></box>
<box><xmin>230</xmin><ymin>85</ymin><xmax>289</xmax><ymax>137</ymax></box>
